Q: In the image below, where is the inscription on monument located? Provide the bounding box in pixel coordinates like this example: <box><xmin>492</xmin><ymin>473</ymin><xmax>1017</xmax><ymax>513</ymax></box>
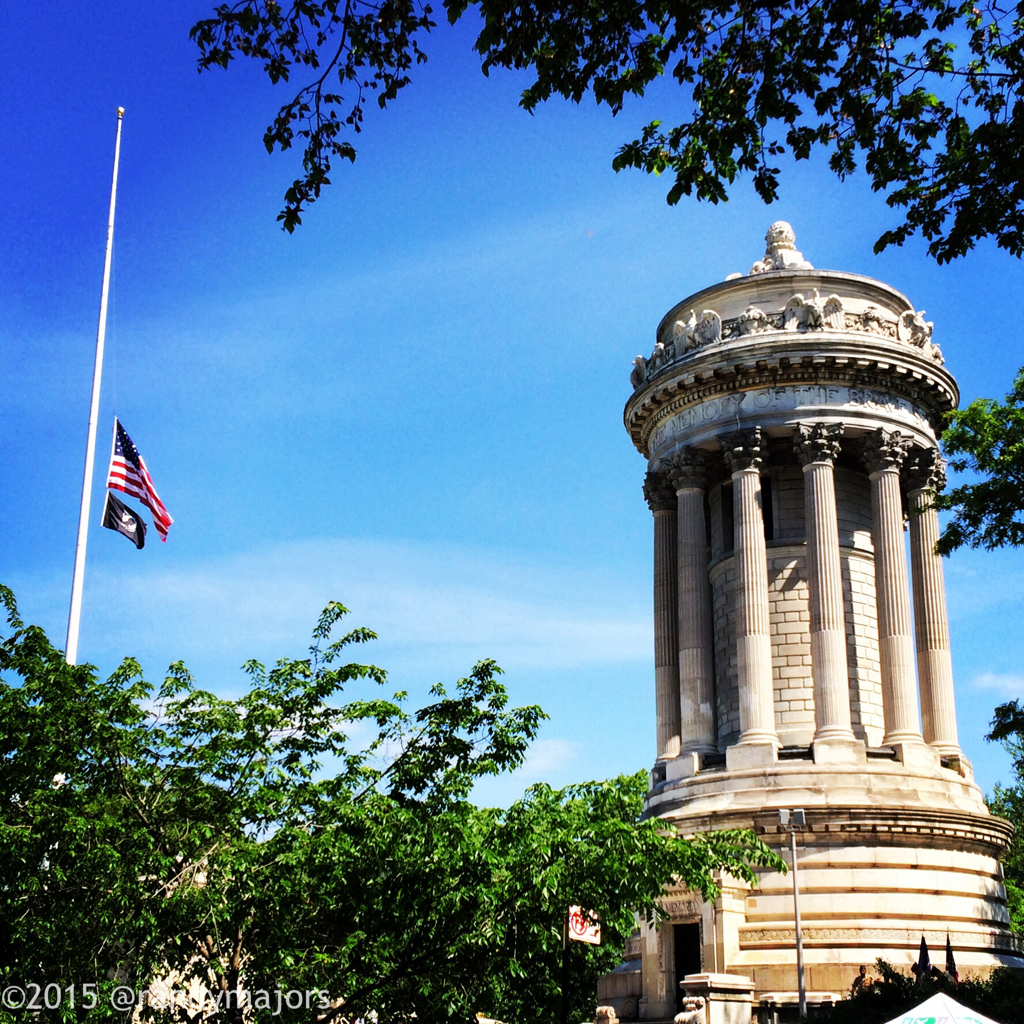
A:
<box><xmin>650</xmin><ymin>385</ymin><xmax>929</xmax><ymax>452</ymax></box>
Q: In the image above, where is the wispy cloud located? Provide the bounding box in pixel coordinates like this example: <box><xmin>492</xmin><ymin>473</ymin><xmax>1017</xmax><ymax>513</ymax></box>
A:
<box><xmin>473</xmin><ymin>738</ymin><xmax>582</xmax><ymax>808</ymax></box>
<box><xmin>970</xmin><ymin>673</ymin><xmax>1024</xmax><ymax>697</ymax></box>
<box><xmin>11</xmin><ymin>537</ymin><xmax>649</xmax><ymax>686</ymax></box>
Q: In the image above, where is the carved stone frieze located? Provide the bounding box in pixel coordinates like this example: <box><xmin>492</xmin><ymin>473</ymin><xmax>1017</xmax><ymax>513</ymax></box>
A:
<box><xmin>863</xmin><ymin>428</ymin><xmax>913</xmax><ymax>474</ymax></box>
<box><xmin>631</xmin><ymin>298</ymin><xmax>944</xmax><ymax>390</ymax></box>
<box><xmin>795</xmin><ymin>422</ymin><xmax>844</xmax><ymax>466</ymax></box>
<box><xmin>664</xmin><ymin>447</ymin><xmax>709</xmax><ymax>491</ymax></box>
<box><xmin>722</xmin><ymin>428</ymin><xmax>764</xmax><ymax>473</ymax></box>
<box><xmin>905</xmin><ymin>446</ymin><xmax>947</xmax><ymax>493</ymax></box>
<box><xmin>662</xmin><ymin>896</ymin><xmax>704</xmax><ymax>919</ymax></box>
<box><xmin>741</xmin><ymin>926</ymin><xmax>1017</xmax><ymax>950</ymax></box>
<box><xmin>643</xmin><ymin>470</ymin><xmax>677</xmax><ymax>512</ymax></box>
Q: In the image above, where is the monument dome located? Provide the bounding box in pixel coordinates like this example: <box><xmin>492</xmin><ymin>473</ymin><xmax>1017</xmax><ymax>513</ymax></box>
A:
<box><xmin>604</xmin><ymin>223</ymin><xmax>1021</xmax><ymax>1021</ymax></box>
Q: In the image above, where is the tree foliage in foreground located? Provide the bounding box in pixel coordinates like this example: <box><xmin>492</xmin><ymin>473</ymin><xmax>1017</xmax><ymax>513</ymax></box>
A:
<box><xmin>936</xmin><ymin>368</ymin><xmax>1024</xmax><ymax>556</ymax></box>
<box><xmin>191</xmin><ymin>0</ymin><xmax>1024</xmax><ymax>258</ymax></box>
<box><xmin>0</xmin><ymin>585</ymin><xmax>783</xmax><ymax>1024</ymax></box>
<box><xmin>986</xmin><ymin>698</ymin><xmax>1024</xmax><ymax>935</ymax></box>
<box><xmin>810</xmin><ymin>960</ymin><xmax>1024</xmax><ymax>1024</ymax></box>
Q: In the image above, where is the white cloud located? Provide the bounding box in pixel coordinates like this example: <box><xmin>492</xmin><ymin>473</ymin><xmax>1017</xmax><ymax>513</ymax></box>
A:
<box><xmin>970</xmin><ymin>673</ymin><xmax>1024</xmax><ymax>697</ymax></box>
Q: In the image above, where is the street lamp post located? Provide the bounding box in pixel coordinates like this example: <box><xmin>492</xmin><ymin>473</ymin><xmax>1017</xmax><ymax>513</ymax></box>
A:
<box><xmin>780</xmin><ymin>809</ymin><xmax>807</xmax><ymax>1018</ymax></box>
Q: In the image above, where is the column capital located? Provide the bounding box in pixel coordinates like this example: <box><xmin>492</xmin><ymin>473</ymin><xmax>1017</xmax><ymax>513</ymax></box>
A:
<box><xmin>722</xmin><ymin>428</ymin><xmax>764</xmax><ymax>473</ymax></box>
<box><xmin>795</xmin><ymin>422</ymin><xmax>844</xmax><ymax>467</ymax></box>
<box><xmin>643</xmin><ymin>469</ymin><xmax>677</xmax><ymax>512</ymax></box>
<box><xmin>905</xmin><ymin>446</ymin><xmax>947</xmax><ymax>493</ymax></box>
<box><xmin>664</xmin><ymin>447</ymin><xmax>709</xmax><ymax>491</ymax></box>
<box><xmin>863</xmin><ymin>428</ymin><xmax>913</xmax><ymax>474</ymax></box>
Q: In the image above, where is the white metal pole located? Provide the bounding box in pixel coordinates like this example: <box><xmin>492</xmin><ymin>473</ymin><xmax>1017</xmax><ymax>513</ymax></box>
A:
<box><xmin>66</xmin><ymin>107</ymin><xmax>124</xmax><ymax>665</ymax></box>
<box><xmin>791</xmin><ymin>828</ymin><xmax>806</xmax><ymax>1018</ymax></box>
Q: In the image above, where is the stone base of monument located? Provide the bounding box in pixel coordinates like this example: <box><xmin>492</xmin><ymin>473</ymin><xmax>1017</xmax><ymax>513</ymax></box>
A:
<box><xmin>679</xmin><ymin>974</ymin><xmax>754</xmax><ymax>1024</ymax></box>
<box><xmin>725</xmin><ymin>743</ymin><xmax>777</xmax><ymax>771</ymax></box>
<box><xmin>811</xmin><ymin>737</ymin><xmax>866</xmax><ymax>765</ymax></box>
<box><xmin>755</xmin><ymin>991</ymin><xmax>838</xmax><ymax>1024</ymax></box>
<box><xmin>596</xmin><ymin>959</ymin><xmax>642</xmax><ymax>1022</ymax></box>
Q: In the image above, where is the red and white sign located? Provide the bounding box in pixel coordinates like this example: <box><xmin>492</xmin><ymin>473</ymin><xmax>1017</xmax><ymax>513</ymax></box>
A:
<box><xmin>568</xmin><ymin>906</ymin><xmax>601</xmax><ymax>945</ymax></box>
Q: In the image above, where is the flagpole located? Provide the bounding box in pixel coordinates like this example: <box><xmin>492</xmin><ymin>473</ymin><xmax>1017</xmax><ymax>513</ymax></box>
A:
<box><xmin>66</xmin><ymin>107</ymin><xmax>125</xmax><ymax>665</ymax></box>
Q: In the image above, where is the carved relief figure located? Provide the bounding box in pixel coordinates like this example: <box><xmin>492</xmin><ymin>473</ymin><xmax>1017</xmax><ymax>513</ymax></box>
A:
<box><xmin>898</xmin><ymin>309</ymin><xmax>934</xmax><ymax>348</ymax></box>
<box><xmin>694</xmin><ymin>309</ymin><xmax>722</xmax><ymax>346</ymax></box>
<box><xmin>673</xmin><ymin>310</ymin><xmax>700</xmax><ymax>351</ymax></box>
<box><xmin>898</xmin><ymin>309</ymin><xmax>943</xmax><ymax>362</ymax></box>
<box><xmin>823</xmin><ymin>294</ymin><xmax>844</xmax><ymax>329</ymax></box>
<box><xmin>858</xmin><ymin>305</ymin><xmax>889</xmax><ymax>335</ymax></box>
<box><xmin>649</xmin><ymin>341</ymin><xmax>669</xmax><ymax>373</ymax></box>
<box><xmin>784</xmin><ymin>290</ymin><xmax>824</xmax><ymax>332</ymax></box>
<box><xmin>737</xmin><ymin>304</ymin><xmax>770</xmax><ymax>336</ymax></box>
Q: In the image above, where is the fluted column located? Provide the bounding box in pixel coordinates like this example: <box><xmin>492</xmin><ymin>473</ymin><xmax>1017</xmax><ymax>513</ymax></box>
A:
<box><xmin>665</xmin><ymin>448</ymin><xmax>716</xmax><ymax>757</ymax></box>
<box><xmin>796</xmin><ymin>424</ymin><xmax>858</xmax><ymax>754</ymax></box>
<box><xmin>906</xmin><ymin>448</ymin><xmax>961</xmax><ymax>755</ymax></box>
<box><xmin>723</xmin><ymin>429</ymin><xmax>778</xmax><ymax>767</ymax></box>
<box><xmin>864</xmin><ymin>430</ymin><xmax>922</xmax><ymax>747</ymax></box>
<box><xmin>645</xmin><ymin>469</ymin><xmax>681</xmax><ymax>762</ymax></box>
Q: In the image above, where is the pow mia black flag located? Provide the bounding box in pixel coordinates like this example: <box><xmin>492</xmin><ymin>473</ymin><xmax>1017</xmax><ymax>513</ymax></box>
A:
<box><xmin>102</xmin><ymin>490</ymin><xmax>147</xmax><ymax>549</ymax></box>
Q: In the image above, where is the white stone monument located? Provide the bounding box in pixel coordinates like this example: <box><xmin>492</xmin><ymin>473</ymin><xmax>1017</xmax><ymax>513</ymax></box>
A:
<box><xmin>603</xmin><ymin>223</ymin><xmax>1022</xmax><ymax>1021</ymax></box>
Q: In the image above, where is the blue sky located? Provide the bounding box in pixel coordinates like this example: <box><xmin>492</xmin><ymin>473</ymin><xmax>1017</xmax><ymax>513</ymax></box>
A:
<box><xmin>4</xmin><ymin>1</ymin><xmax>1023</xmax><ymax>804</ymax></box>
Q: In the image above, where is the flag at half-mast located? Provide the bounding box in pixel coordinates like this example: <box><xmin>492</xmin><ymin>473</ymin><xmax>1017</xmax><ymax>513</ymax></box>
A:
<box><xmin>106</xmin><ymin>419</ymin><xmax>173</xmax><ymax>541</ymax></box>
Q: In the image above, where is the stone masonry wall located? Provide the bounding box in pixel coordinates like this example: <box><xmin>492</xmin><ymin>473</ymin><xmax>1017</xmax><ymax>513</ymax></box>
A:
<box><xmin>709</xmin><ymin>464</ymin><xmax>883</xmax><ymax>747</ymax></box>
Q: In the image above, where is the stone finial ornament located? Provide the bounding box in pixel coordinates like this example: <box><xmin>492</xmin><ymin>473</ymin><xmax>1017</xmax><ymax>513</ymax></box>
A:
<box><xmin>595</xmin><ymin>1008</ymin><xmax>620</xmax><ymax>1024</ymax></box>
<box><xmin>748</xmin><ymin>220</ymin><xmax>814</xmax><ymax>274</ymax></box>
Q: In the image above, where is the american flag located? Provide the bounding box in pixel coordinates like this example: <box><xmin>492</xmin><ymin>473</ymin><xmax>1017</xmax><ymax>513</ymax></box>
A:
<box><xmin>106</xmin><ymin>419</ymin><xmax>173</xmax><ymax>542</ymax></box>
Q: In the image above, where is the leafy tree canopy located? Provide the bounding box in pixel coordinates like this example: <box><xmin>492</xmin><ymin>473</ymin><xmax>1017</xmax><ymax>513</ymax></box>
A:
<box><xmin>936</xmin><ymin>368</ymin><xmax>1024</xmax><ymax>555</ymax></box>
<box><xmin>191</xmin><ymin>0</ymin><xmax>1024</xmax><ymax>258</ymax></box>
<box><xmin>0</xmin><ymin>585</ymin><xmax>782</xmax><ymax>1024</ymax></box>
<box><xmin>810</xmin><ymin>959</ymin><xmax>1024</xmax><ymax>1023</ymax></box>
<box><xmin>986</xmin><ymin>698</ymin><xmax>1024</xmax><ymax>935</ymax></box>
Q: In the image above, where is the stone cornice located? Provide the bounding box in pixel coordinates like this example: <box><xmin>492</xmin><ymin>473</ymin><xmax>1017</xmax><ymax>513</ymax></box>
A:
<box><xmin>650</xmin><ymin>803</ymin><xmax>1013</xmax><ymax>859</ymax></box>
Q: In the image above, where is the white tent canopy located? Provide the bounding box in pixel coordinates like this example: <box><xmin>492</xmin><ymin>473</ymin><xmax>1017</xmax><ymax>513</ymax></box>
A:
<box><xmin>881</xmin><ymin>992</ymin><xmax>1002</xmax><ymax>1024</ymax></box>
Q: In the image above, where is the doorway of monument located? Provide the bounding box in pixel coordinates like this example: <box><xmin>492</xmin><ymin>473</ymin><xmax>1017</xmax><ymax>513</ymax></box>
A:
<box><xmin>673</xmin><ymin>921</ymin><xmax>702</xmax><ymax>1014</ymax></box>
